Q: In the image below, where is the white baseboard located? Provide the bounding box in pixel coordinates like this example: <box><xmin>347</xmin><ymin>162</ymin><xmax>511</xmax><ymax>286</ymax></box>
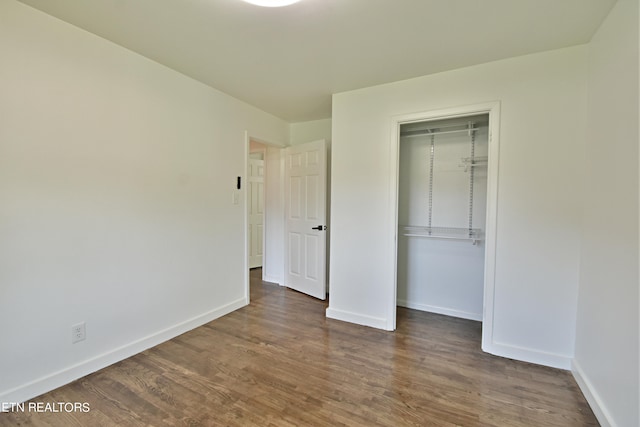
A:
<box><xmin>0</xmin><ymin>297</ymin><xmax>247</xmax><ymax>406</ymax></box>
<box><xmin>326</xmin><ymin>307</ymin><xmax>390</xmax><ymax>331</ymax></box>
<box><xmin>572</xmin><ymin>359</ymin><xmax>615</xmax><ymax>427</ymax></box>
<box><xmin>262</xmin><ymin>274</ymin><xmax>282</xmax><ymax>286</ymax></box>
<box><xmin>482</xmin><ymin>340</ymin><xmax>572</xmax><ymax>370</ymax></box>
<box><xmin>397</xmin><ymin>299</ymin><xmax>482</xmax><ymax>321</ymax></box>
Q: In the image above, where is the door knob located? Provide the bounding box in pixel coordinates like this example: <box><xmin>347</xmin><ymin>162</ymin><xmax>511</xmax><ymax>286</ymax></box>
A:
<box><xmin>311</xmin><ymin>225</ymin><xmax>326</xmax><ymax>231</ymax></box>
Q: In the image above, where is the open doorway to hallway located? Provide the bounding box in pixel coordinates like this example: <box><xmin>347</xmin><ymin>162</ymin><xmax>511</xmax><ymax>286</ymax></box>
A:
<box><xmin>245</xmin><ymin>137</ymin><xmax>286</xmax><ymax>303</ymax></box>
<box><xmin>248</xmin><ymin>141</ymin><xmax>265</xmax><ymax>270</ymax></box>
<box><xmin>244</xmin><ymin>135</ymin><xmax>331</xmax><ymax>304</ymax></box>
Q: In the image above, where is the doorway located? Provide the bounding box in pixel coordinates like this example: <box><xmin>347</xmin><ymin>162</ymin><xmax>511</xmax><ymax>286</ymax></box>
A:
<box><xmin>248</xmin><ymin>143</ymin><xmax>265</xmax><ymax>270</ymax></box>
<box><xmin>244</xmin><ymin>135</ymin><xmax>330</xmax><ymax>304</ymax></box>
<box><xmin>390</xmin><ymin>102</ymin><xmax>500</xmax><ymax>350</ymax></box>
<box><xmin>244</xmin><ymin>135</ymin><xmax>286</xmax><ymax>304</ymax></box>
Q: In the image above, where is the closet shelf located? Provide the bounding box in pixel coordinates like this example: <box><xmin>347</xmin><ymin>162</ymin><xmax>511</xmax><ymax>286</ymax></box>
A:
<box><xmin>399</xmin><ymin>225</ymin><xmax>484</xmax><ymax>245</ymax></box>
<box><xmin>400</xmin><ymin>121</ymin><xmax>482</xmax><ymax>138</ymax></box>
<box><xmin>460</xmin><ymin>156</ymin><xmax>488</xmax><ymax>172</ymax></box>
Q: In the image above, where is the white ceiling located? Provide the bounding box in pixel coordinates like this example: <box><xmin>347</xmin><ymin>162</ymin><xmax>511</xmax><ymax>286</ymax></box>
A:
<box><xmin>18</xmin><ymin>0</ymin><xmax>616</xmax><ymax>122</ymax></box>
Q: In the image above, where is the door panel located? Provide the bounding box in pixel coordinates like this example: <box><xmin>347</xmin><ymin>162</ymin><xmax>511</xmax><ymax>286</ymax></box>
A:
<box><xmin>305</xmin><ymin>235</ymin><xmax>318</xmax><ymax>279</ymax></box>
<box><xmin>285</xmin><ymin>140</ymin><xmax>327</xmax><ymax>300</ymax></box>
<box><xmin>289</xmin><ymin>232</ymin><xmax>301</xmax><ymax>275</ymax></box>
<box><xmin>290</xmin><ymin>176</ymin><xmax>302</xmax><ymax>219</ymax></box>
<box><xmin>306</xmin><ymin>175</ymin><xmax>319</xmax><ymax>219</ymax></box>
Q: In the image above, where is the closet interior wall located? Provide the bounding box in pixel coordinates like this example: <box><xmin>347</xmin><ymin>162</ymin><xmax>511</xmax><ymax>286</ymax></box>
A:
<box><xmin>397</xmin><ymin>114</ymin><xmax>489</xmax><ymax>321</ymax></box>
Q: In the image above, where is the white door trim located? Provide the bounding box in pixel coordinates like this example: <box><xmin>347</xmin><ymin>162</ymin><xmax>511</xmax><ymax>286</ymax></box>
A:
<box><xmin>388</xmin><ymin>102</ymin><xmax>501</xmax><ymax>351</ymax></box>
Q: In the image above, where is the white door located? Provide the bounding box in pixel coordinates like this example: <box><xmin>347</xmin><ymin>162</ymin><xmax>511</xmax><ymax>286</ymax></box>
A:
<box><xmin>248</xmin><ymin>158</ymin><xmax>264</xmax><ymax>269</ymax></box>
<box><xmin>284</xmin><ymin>140</ymin><xmax>327</xmax><ymax>300</ymax></box>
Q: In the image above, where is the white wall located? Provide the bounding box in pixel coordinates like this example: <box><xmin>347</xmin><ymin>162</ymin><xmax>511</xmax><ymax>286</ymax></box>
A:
<box><xmin>329</xmin><ymin>46</ymin><xmax>588</xmax><ymax>369</ymax></box>
<box><xmin>290</xmin><ymin>119</ymin><xmax>332</xmax><ymax>146</ymax></box>
<box><xmin>573</xmin><ymin>0</ymin><xmax>640</xmax><ymax>426</ymax></box>
<box><xmin>0</xmin><ymin>0</ymin><xmax>288</xmax><ymax>404</ymax></box>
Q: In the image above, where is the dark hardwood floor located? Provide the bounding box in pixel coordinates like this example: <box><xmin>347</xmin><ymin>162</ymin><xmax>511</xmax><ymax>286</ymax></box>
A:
<box><xmin>1</xmin><ymin>268</ymin><xmax>598</xmax><ymax>426</ymax></box>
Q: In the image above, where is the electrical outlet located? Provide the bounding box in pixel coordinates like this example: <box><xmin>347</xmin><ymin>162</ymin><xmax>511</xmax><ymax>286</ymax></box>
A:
<box><xmin>71</xmin><ymin>322</ymin><xmax>86</xmax><ymax>344</ymax></box>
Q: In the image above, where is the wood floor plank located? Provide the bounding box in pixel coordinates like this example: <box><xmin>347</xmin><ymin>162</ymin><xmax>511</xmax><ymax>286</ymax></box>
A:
<box><xmin>1</xmin><ymin>269</ymin><xmax>598</xmax><ymax>426</ymax></box>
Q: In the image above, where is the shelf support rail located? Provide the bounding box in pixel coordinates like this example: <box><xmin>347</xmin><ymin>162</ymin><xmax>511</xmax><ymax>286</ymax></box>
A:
<box><xmin>428</xmin><ymin>134</ymin><xmax>435</xmax><ymax>233</ymax></box>
<box><xmin>468</xmin><ymin>122</ymin><xmax>476</xmax><ymax>238</ymax></box>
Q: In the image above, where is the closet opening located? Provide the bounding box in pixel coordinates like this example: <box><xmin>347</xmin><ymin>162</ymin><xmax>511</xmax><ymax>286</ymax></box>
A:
<box><xmin>390</xmin><ymin>103</ymin><xmax>500</xmax><ymax>349</ymax></box>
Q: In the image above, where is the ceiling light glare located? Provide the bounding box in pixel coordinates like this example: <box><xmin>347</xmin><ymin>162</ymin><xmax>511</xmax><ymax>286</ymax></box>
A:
<box><xmin>242</xmin><ymin>0</ymin><xmax>301</xmax><ymax>7</ymax></box>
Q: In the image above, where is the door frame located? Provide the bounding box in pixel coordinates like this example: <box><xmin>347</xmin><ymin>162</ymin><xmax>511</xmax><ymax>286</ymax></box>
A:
<box><xmin>388</xmin><ymin>102</ymin><xmax>500</xmax><ymax>350</ymax></box>
<box><xmin>243</xmin><ymin>132</ymin><xmax>286</xmax><ymax>304</ymax></box>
